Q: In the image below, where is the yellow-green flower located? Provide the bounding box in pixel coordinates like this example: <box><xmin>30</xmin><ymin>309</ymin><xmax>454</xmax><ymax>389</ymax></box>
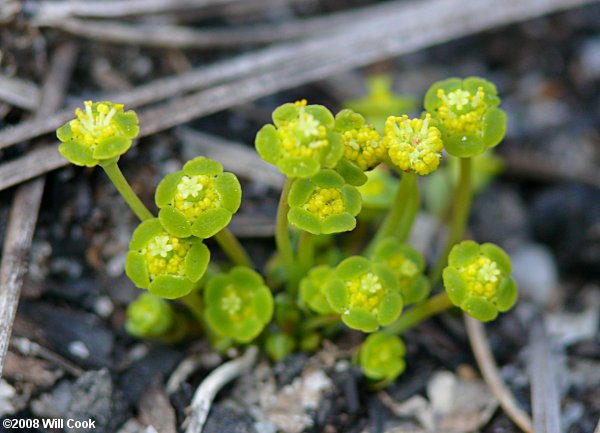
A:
<box><xmin>155</xmin><ymin>157</ymin><xmax>241</xmax><ymax>239</ymax></box>
<box><xmin>125</xmin><ymin>219</ymin><xmax>210</xmax><ymax>299</ymax></box>
<box><xmin>424</xmin><ymin>77</ymin><xmax>506</xmax><ymax>157</ymax></box>
<box><xmin>299</xmin><ymin>265</ymin><xmax>336</xmax><ymax>315</ymax></box>
<box><xmin>443</xmin><ymin>241</ymin><xmax>518</xmax><ymax>321</ymax></box>
<box><xmin>255</xmin><ymin>100</ymin><xmax>343</xmax><ymax>178</ymax></box>
<box><xmin>56</xmin><ymin>101</ymin><xmax>139</xmax><ymax>166</ymax></box>
<box><xmin>358</xmin><ymin>332</ymin><xmax>406</xmax><ymax>386</ymax></box>
<box><xmin>383</xmin><ymin>114</ymin><xmax>444</xmax><ymax>176</ymax></box>
<box><xmin>287</xmin><ymin>170</ymin><xmax>362</xmax><ymax>235</ymax></box>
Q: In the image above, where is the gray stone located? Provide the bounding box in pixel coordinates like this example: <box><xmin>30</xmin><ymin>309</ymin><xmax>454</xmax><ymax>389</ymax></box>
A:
<box><xmin>510</xmin><ymin>243</ymin><xmax>559</xmax><ymax>306</ymax></box>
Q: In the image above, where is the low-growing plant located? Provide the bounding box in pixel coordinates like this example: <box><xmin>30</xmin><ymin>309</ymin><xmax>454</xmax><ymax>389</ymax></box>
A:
<box><xmin>57</xmin><ymin>76</ymin><xmax>516</xmax><ymax>387</ymax></box>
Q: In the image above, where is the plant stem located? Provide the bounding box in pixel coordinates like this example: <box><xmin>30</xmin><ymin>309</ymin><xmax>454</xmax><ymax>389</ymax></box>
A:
<box><xmin>429</xmin><ymin>157</ymin><xmax>473</xmax><ymax>285</ymax></box>
<box><xmin>384</xmin><ymin>292</ymin><xmax>453</xmax><ymax>335</ymax></box>
<box><xmin>214</xmin><ymin>228</ymin><xmax>254</xmax><ymax>268</ymax></box>
<box><xmin>101</xmin><ymin>162</ymin><xmax>154</xmax><ymax>221</ymax></box>
<box><xmin>180</xmin><ymin>291</ymin><xmax>204</xmax><ymax>322</ymax></box>
<box><xmin>366</xmin><ymin>172</ymin><xmax>418</xmax><ymax>255</ymax></box>
<box><xmin>395</xmin><ymin>176</ymin><xmax>420</xmax><ymax>242</ymax></box>
<box><xmin>297</xmin><ymin>231</ymin><xmax>314</xmax><ymax>270</ymax></box>
<box><xmin>276</xmin><ymin>177</ymin><xmax>295</xmax><ymax>267</ymax></box>
<box><xmin>300</xmin><ymin>314</ymin><xmax>340</xmax><ymax>333</ymax></box>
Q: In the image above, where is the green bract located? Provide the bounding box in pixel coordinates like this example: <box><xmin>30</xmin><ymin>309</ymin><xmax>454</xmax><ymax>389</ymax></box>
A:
<box><xmin>57</xmin><ymin>101</ymin><xmax>139</xmax><ymax>166</ymax></box>
<box><xmin>424</xmin><ymin>77</ymin><xmax>506</xmax><ymax>158</ymax></box>
<box><xmin>358</xmin><ymin>332</ymin><xmax>406</xmax><ymax>385</ymax></box>
<box><xmin>372</xmin><ymin>238</ymin><xmax>430</xmax><ymax>305</ymax></box>
<box><xmin>442</xmin><ymin>241</ymin><xmax>518</xmax><ymax>321</ymax></box>
<box><xmin>325</xmin><ymin>256</ymin><xmax>403</xmax><ymax>332</ymax></box>
<box><xmin>299</xmin><ymin>265</ymin><xmax>336</xmax><ymax>315</ymax></box>
<box><xmin>288</xmin><ymin>169</ymin><xmax>362</xmax><ymax>235</ymax></box>
<box><xmin>155</xmin><ymin>157</ymin><xmax>241</xmax><ymax>239</ymax></box>
<box><xmin>125</xmin><ymin>293</ymin><xmax>173</xmax><ymax>339</ymax></box>
<box><xmin>204</xmin><ymin>267</ymin><xmax>274</xmax><ymax>343</ymax></box>
<box><xmin>125</xmin><ymin>219</ymin><xmax>210</xmax><ymax>299</ymax></box>
<box><xmin>255</xmin><ymin>100</ymin><xmax>343</xmax><ymax>178</ymax></box>
<box><xmin>334</xmin><ymin>109</ymin><xmax>385</xmax><ymax>186</ymax></box>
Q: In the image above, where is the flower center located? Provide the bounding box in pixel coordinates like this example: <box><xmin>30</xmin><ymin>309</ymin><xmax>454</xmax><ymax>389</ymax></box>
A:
<box><xmin>173</xmin><ymin>175</ymin><xmax>220</xmax><ymax>219</ymax></box>
<box><xmin>435</xmin><ymin>86</ymin><xmax>487</xmax><ymax>135</ymax></box>
<box><xmin>70</xmin><ymin>101</ymin><xmax>121</xmax><ymax>149</ymax></box>
<box><xmin>304</xmin><ymin>187</ymin><xmax>345</xmax><ymax>220</ymax></box>
<box><xmin>458</xmin><ymin>256</ymin><xmax>501</xmax><ymax>300</ymax></box>
<box><xmin>346</xmin><ymin>272</ymin><xmax>385</xmax><ymax>313</ymax></box>
<box><xmin>221</xmin><ymin>288</ymin><xmax>243</xmax><ymax>315</ymax></box>
<box><xmin>143</xmin><ymin>234</ymin><xmax>190</xmax><ymax>280</ymax></box>
<box><xmin>278</xmin><ymin>101</ymin><xmax>328</xmax><ymax>159</ymax></box>
<box><xmin>342</xmin><ymin>126</ymin><xmax>384</xmax><ymax>170</ymax></box>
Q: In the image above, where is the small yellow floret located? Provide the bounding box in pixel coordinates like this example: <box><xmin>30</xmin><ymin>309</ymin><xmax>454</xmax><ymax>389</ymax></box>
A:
<box><xmin>342</xmin><ymin>126</ymin><xmax>384</xmax><ymax>170</ymax></box>
<box><xmin>458</xmin><ymin>256</ymin><xmax>501</xmax><ymax>301</ymax></box>
<box><xmin>220</xmin><ymin>285</ymin><xmax>251</xmax><ymax>322</ymax></box>
<box><xmin>386</xmin><ymin>255</ymin><xmax>418</xmax><ymax>282</ymax></box>
<box><xmin>70</xmin><ymin>101</ymin><xmax>120</xmax><ymax>150</ymax></box>
<box><xmin>277</xmin><ymin>101</ymin><xmax>329</xmax><ymax>159</ymax></box>
<box><xmin>435</xmin><ymin>86</ymin><xmax>487</xmax><ymax>136</ymax></box>
<box><xmin>304</xmin><ymin>187</ymin><xmax>345</xmax><ymax>220</ymax></box>
<box><xmin>143</xmin><ymin>234</ymin><xmax>191</xmax><ymax>280</ymax></box>
<box><xmin>384</xmin><ymin>114</ymin><xmax>443</xmax><ymax>175</ymax></box>
<box><xmin>173</xmin><ymin>175</ymin><xmax>220</xmax><ymax>220</ymax></box>
<box><xmin>346</xmin><ymin>272</ymin><xmax>384</xmax><ymax>314</ymax></box>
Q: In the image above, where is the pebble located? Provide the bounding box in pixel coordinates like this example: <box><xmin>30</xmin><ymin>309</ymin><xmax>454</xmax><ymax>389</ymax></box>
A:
<box><xmin>576</xmin><ymin>36</ymin><xmax>600</xmax><ymax>81</ymax></box>
<box><xmin>509</xmin><ymin>242</ymin><xmax>559</xmax><ymax>306</ymax></box>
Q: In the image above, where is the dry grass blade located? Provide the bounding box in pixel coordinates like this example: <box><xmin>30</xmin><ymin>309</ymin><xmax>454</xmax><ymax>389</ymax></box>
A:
<box><xmin>530</xmin><ymin>319</ymin><xmax>562</xmax><ymax>433</ymax></box>
<box><xmin>464</xmin><ymin>315</ymin><xmax>534</xmax><ymax>433</ymax></box>
<box><xmin>0</xmin><ymin>42</ymin><xmax>77</xmax><ymax>378</ymax></box>
<box><xmin>0</xmin><ymin>75</ymin><xmax>40</xmax><ymax>110</ymax></box>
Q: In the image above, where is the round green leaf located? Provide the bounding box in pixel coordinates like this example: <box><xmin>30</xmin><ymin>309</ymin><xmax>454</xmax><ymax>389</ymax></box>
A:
<box><xmin>496</xmin><ymin>277</ymin><xmax>518</xmax><ymax>312</ymax></box>
<box><xmin>445</xmin><ymin>133</ymin><xmax>486</xmax><ymax>158</ymax></box>
<box><xmin>59</xmin><ymin>141</ymin><xmax>97</xmax><ymax>167</ymax></box>
<box><xmin>272</xmin><ymin>103</ymin><xmax>298</xmax><ymax>127</ymax></box>
<box><xmin>325</xmin><ymin>279</ymin><xmax>348</xmax><ymax>312</ymax></box>
<box><xmin>56</xmin><ymin>123</ymin><xmax>73</xmax><ymax>142</ymax></box>
<box><xmin>335</xmin><ymin>109</ymin><xmax>365</xmax><ymax>131</ymax></box>
<box><xmin>305</xmin><ymin>104</ymin><xmax>335</xmax><ymax>129</ymax></box>
<box><xmin>114</xmin><ymin>111</ymin><xmax>140</xmax><ymax>138</ymax></box>
<box><xmin>463</xmin><ymin>77</ymin><xmax>498</xmax><ymax>98</ymax></box>
<box><xmin>159</xmin><ymin>207</ymin><xmax>192</xmax><ymax>238</ymax></box>
<box><xmin>255</xmin><ymin>124</ymin><xmax>282</xmax><ymax>164</ymax></box>
<box><xmin>185</xmin><ymin>242</ymin><xmax>210</xmax><ymax>283</ymax></box>
<box><xmin>341</xmin><ymin>185</ymin><xmax>362</xmax><ymax>215</ymax></box>
<box><xmin>149</xmin><ymin>275</ymin><xmax>194</xmax><ymax>299</ymax></box>
<box><xmin>191</xmin><ymin>208</ymin><xmax>232</xmax><ymax>238</ymax></box>
<box><xmin>373</xmin><ymin>263</ymin><xmax>400</xmax><ymax>292</ymax></box>
<box><xmin>125</xmin><ymin>251</ymin><xmax>150</xmax><ymax>289</ymax></box>
<box><xmin>253</xmin><ymin>286</ymin><xmax>274</xmax><ymax>324</ymax></box>
<box><xmin>279</xmin><ymin>156</ymin><xmax>320</xmax><ymax>178</ymax></box>
<box><xmin>442</xmin><ymin>267</ymin><xmax>467</xmax><ymax>306</ymax></box>
<box><xmin>337</xmin><ymin>256</ymin><xmax>370</xmax><ymax>280</ymax></box>
<box><xmin>377</xmin><ymin>292</ymin><xmax>403</xmax><ymax>326</ymax></box>
<box><xmin>448</xmin><ymin>240</ymin><xmax>480</xmax><ymax>268</ymax></box>
<box><xmin>480</xmin><ymin>243</ymin><xmax>512</xmax><ymax>274</ymax></box>
<box><xmin>205</xmin><ymin>275</ymin><xmax>229</xmax><ymax>305</ymax></box>
<box><xmin>129</xmin><ymin>219</ymin><xmax>164</xmax><ymax>250</ymax></box>
<box><xmin>93</xmin><ymin>136</ymin><xmax>131</xmax><ymax>159</ymax></box>
<box><xmin>312</xmin><ymin>169</ymin><xmax>344</xmax><ymax>188</ymax></box>
<box><xmin>155</xmin><ymin>172</ymin><xmax>185</xmax><ymax>207</ymax></box>
<box><xmin>231</xmin><ymin>266</ymin><xmax>264</xmax><ymax>290</ymax></box>
<box><xmin>405</xmin><ymin>275</ymin><xmax>430</xmax><ymax>305</ymax></box>
<box><xmin>321</xmin><ymin>213</ymin><xmax>356</xmax><ymax>234</ymax></box>
<box><xmin>215</xmin><ymin>173</ymin><xmax>242</xmax><ymax>213</ymax></box>
<box><xmin>343</xmin><ymin>308</ymin><xmax>379</xmax><ymax>332</ymax></box>
<box><xmin>288</xmin><ymin>178</ymin><xmax>316</xmax><ymax>207</ymax></box>
<box><xmin>322</xmin><ymin>131</ymin><xmax>344</xmax><ymax>167</ymax></box>
<box><xmin>462</xmin><ymin>296</ymin><xmax>498</xmax><ymax>322</ymax></box>
<box><xmin>183</xmin><ymin>157</ymin><xmax>223</xmax><ymax>176</ymax></box>
<box><xmin>205</xmin><ymin>306</ymin><xmax>235</xmax><ymax>336</ymax></box>
<box><xmin>335</xmin><ymin>158</ymin><xmax>368</xmax><ymax>186</ymax></box>
<box><xmin>424</xmin><ymin>78</ymin><xmax>462</xmax><ymax>111</ymax></box>
<box><xmin>482</xmin><ymin>108</ymin><xmax>507</xmax><ymax>148</ymax></box>
<box><xmin>287</xmin><ymin>208</ymin><xmax>321</xmax><ymax>234</ymax></box>
<box><xmin>235</xmin><ymin>317</ymin><xmax>264</xmax><ymax>343</ymax></box>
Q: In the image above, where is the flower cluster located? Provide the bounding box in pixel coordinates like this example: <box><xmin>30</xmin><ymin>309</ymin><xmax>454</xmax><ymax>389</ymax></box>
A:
<box><xmin>299</xmin><ymin>265</ymin><xmax>335</xmax><ymax>315</ymax></box>
<box><xmin>288</xmin><ymin>169</ymin><xmax>362</xmax><ymax>235</ymax></box>
<box><xmin>255</xmin><ymin>100</ymin><xmax>343</xmax><ymax>178</ymax></box>
<box><xmin>443</xmin><ymin>241</ymin><xmax>517</xmax><ymax>321</ymax></box>
<box><xmin>125</xmin><ymin>293</ymin><xmax>174</xmax><ymax>339</ymax></box>
<box><xmin>424</xmin><ymin>77</ymin><xmax>506</xmax><ymax>157</ymax></box>
<box><xmin>125</xmin><ymin>219</ymin><xmax>210</xmax><ymax>299</ymax></box>
<box><xmin>57</xmin><ymin>101</ymin><xmax>139</xmax><ymax>166</ymax></box>
<box><xmin>372</xmin><ymin>238</ymin><xmax>430</xmax><ymax>305</ymax></box>
<box><xmin>358</xmin><ymin>332</ymin><xmax>406</xmax><ymax>385</ymax></box>
<box><xmin>325</xmin><ymin>256</ymin><xmax>402</xmax><ymax>332</ymax></box>
<box><xmin>383</xmin><ymin>114</ymin><xmax>443</xmax><ymax>176</ymax></box>
<box><xmin>155</xmin><ymin>157</ymin><xmax>242</xmax><ymax>239</ymax></box>
<box><xmin>204</xmin><ymin>267</ymin><xmax>274</xmax><ymax>343</ymax></box>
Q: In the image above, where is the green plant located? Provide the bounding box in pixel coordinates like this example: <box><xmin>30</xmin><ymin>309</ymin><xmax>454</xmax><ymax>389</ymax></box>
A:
<box><xmin>57</xmin><ymin>75</ymin><xmax>517</xmax><ymax>388</ymax></box>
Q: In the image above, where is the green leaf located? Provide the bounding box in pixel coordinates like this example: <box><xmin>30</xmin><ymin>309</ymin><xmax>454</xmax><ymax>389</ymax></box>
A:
<box><xmin>335</xmin><ymin>158</ymin><xmax>368</xmax><ymax>186</ymax></box>
<box><xmin>56</xmin><ymin>123</ymin><xmax>73</xmax><ymax>142</ymax></box>
<box><xmin>287</xmin><ymin>208</ymin><xmax>321</xmax><ymax>234</ymax></box>
<box><xmin>125</xmin><ymin>251</ymin><xmax>150</xmax><ymax>289</ymax></box>
<box><xmin>191</xmin><ymin>208</ymin><xmax>232</xmax><ymax>238</ymax></box>
<box><xmin>462</xmin><ymin>296</ymin><xmax>498</xmax><ymax>322</ymax></box>
<box><xmin>185</xmin><ymin>242</ymin><xmax>210</xmax><ymax>282</ymax></box>
<box><xmin>305</xmin><ymin>104</ymin><xmax>335</xmax><ymax>129</ymax></box>
<box><xmin>205</xmin><ymin>306</ymin><xmax>235</xmax><ymax>336</ymax></box>
<box><xmin>342</xmin><ymin>185</ymin><xmax>362</xmax><ymax>216</ymax></box>
<box><xmin>155</xmin><ymin>172</ymin><xmax>185</xmax><ymax>207</ymax></box>
<box><xmin>343</xmin><ymin>308</ymin><xmax>378</xmax><ymax>332</ymax></box>
<box><xmin>266</xmin><ymin>333</ymin><xmax>296</xmax><ymax>362</ymax></box>
<box><xmin>480</xmin><ymin>243</ymin><xmax>512</xmax><ymax>274</ymax></box>
<box><xmin>231</xmin><ymin>266</ymin><xmax>264</xmax><ymax>290</ymax></box>
<box><xmin>253</xmin><ymin>286</ymin><xmax>274</xmax><ymax>324</ymax></box>
<box><xmin>335</xmin><ymin>109</ymin><xmax>365</xmax><ymax>131</ymax></box>
<box><xmin>377</xmin><ymin>292</ymin><xmax>403</xmax><ymax>326</ymax></box>
<box><xmin>482</xmin><ymin>108</ymin><xmax>507</xmax><ymax>148</ymax></box>
<box><xmin>205</xmin><ymin>274</ymin><xmax>229</xmax><ymax>305</ymax></box>
<box><xmin>255</xmin><ymin>124</ymin><xmax>282</xmax><ymax>164</ymax></box>
<box><xmin>463</xmin><ymin>77</ymin><xmax>498</xmax><ymax>98</ymax></box>
<box><xmin>149</xmin><ymin>275</ymin><xmax>194</xmax><ymax>299</ymax></box>
<box><xmin>114</xmin><ymin>111</ymin><xmax>140</xmax><ymax>138</ymax></box>
<box><xmin>405</xmin><ymin>275</ymin><xmax>430</xmax><ymax>305</ymax></box>
<box><xmin>321</xmin><ymin>213</ymin><xmax>356</xmax><ymax>234</ymax></box>
<box><xmin>159</xmin><ymin>207</ymin><xmax>192</xmax><ymax>238</ymax></box>
<box><xmin>59</xmin><ymin>141</ymin><xmax>97</xmax><ymax>167</ymax></box>
<box><xmin>442</xmin><ymin>267</ymin><xmax>468</xmax><ymax>306</ymax></box>
<box><xmin>279</xmin><ymin>156</ymin><xmax>320</xmax><ymax>178</ymax></box>
<box><xmin>322</xmin><ymin>131</ymin><xmax>344</xmax><ymax>167</ymax></box>
<box><xmin>312</xmin><ymin>169</ymin><xmax>344</xmax><ymax>188</ymax></box>
<box><xmin>424</xmin><ymin>77</ymin><xmax>462</xmax><ymax>111</ymax></box>
<box><xmin>288</xmin><ymin>178</ymin><xmax>315</xmax><ymax>207</ymax></box>
<box><xmin>448</xmin><ymin>240</ymin><xmax>480</xmax><ymax>268</ymax></box>
<box><xmin>445</xmin><ymin>133</ymin><xmax>486</xmax><ymax>158</ymax></box>
<box><xmin>337</xmin><ymin>256</ymin><xmax>370</xmax><ymax>280</ymax></box>
<box><xmin>184</xmin><ymin>157</ymin><xmax>223</xmax><ymax>176</ymax></box>
<box><xmin>93</xmin><ymin>136</ymin><xmax>131</xmax><ymax>159</ymax></box>
<box><xmin>272</xmin><ymin>103</ymin><xmax>298</xmax><ymax>127</ymax></box>
<box><xmin>235</xmin><ymin>317</ymin><xmax>263</xmax><ymax>343</ymax></box>
<box><xmin>325</xmin><ymin>279</ymin><xmax>348</xmax><ymax>312</ymax></box>
<box><xmin>215</xmin><ymin>173</ymin><xmax>242</xmax><ymax>213</ymax></box>
<box><xmin>373</xmin><ymin>263</ymin><xmax>399</xmax><ymax>292</ymax></box>
<box><xmin>129</xmin><ymin>219</ymin><xmax>164</xmax><ymax>250</ymax></box>
<box><xmin>496</xmin><ymin>277</ymin><xmax>518</xmax><ymax>312</ymax></box>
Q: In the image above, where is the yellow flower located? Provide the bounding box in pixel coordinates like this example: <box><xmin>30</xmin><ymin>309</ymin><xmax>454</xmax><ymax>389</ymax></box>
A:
<box><xmin>143</xmin><ymin>234</ymin><xmax>191</xmax><ymax>280</ymax></box>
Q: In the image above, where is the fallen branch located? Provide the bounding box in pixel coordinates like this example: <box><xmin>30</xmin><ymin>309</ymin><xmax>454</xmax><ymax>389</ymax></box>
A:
<box><xmin>464</xmin><ymin>315</ymin><xmax>533</xmax><ymax>433</ymax></box>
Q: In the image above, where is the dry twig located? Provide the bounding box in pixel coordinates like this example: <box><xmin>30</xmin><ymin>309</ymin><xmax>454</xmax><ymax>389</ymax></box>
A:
<box><xmin>464</xmin><ymin>315</ymin><xmax>533</xmax><ymax>433</ymax></box>
<box><xmin>0</xmin><ymin>75</ymin><xmax>40</xmax><ymax>110</ymax></box>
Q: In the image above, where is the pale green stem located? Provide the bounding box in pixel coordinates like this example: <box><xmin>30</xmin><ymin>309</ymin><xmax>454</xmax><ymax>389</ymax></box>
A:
<box><xmin>101</xmin><ymin>162</ymin><xmax>154</xmax><ymax>221</ymax></box>
<box><xmin>297</xmin><ymin>231</ymin><xmax>315</xmax><ymax>270</ymax></box>
<box><xmin>395</xmin><ymin>176</ymin><xmax>420</xmax><ymax>242</ymax></box>
<box><xmin>214</xmin><ymin>228</ymin><xmax>254</xmax><ymax>268</ymax></box>
<box><xmin>429</xmin><ymin>157</ymin><xmax>473</xmax><ymax>285</ymax></box>
<box><xmin>276</xmin><ymin>177</ymin><xmax>295</xmax><ymax>267</ymax></box>
<box><xmin>384</xmin><ymin>292</ymin><xmax>453</xmax><ymax>335</ymax></box>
